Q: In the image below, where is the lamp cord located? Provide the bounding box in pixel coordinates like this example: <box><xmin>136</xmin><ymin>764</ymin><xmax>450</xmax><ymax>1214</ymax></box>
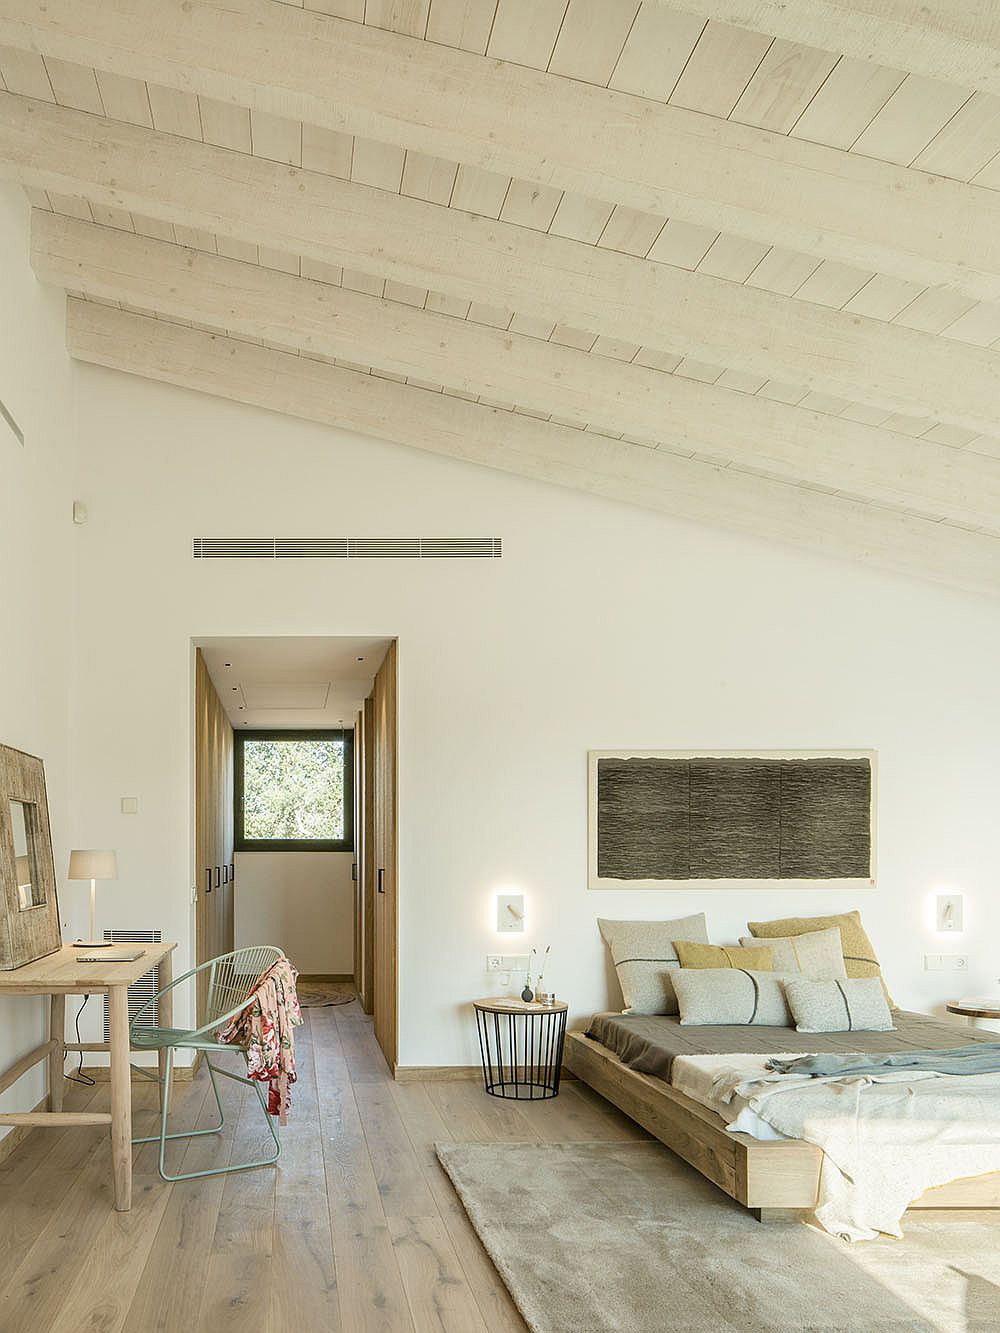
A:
<box><xmin>64</xmin><ymin>995</ymin><xmax>96</xmax><ymax>1087</ymax></box>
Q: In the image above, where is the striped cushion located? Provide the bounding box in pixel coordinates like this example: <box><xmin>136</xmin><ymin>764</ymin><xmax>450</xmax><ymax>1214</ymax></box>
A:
<box><xmin>598</xmin><ymin>915</ymin><xmax>709</xmax><ymax>1014</ymax></box>
<box><xmin>785</xmin><ymin>977</ymin><xmax>895</xmax><ymax>1033</ymax></box>
<box><xmin>672</xmin><ymin>968</ymin><xmax>796</xmax><ymax>1027</ymax></box>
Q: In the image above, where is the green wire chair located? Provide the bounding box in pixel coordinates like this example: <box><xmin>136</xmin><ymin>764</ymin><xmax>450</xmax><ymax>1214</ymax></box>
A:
<box><xmin>129</xmin><ymin>945</ymin><xmax>285</xmax><ymax>1182</ymax></box>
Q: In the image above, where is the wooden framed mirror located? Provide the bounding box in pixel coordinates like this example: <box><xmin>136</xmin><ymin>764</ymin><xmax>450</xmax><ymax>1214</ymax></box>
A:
<box><xmin>0</xmin><ymin>744</ymin><xmax>61</xmax><ymax>969</ymax></box>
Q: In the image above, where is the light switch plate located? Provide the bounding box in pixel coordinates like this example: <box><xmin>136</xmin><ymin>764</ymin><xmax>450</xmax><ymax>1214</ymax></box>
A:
<box><xmin>120</xmin><ymin>796</ymin><xmax>139</xmax><ymax>814</ymax></box>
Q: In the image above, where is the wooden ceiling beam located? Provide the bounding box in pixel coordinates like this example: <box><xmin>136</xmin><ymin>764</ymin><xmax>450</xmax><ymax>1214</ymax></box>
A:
<box><xmin>65</xmin><ymin>300</ymin><xmax>1000</xmax><ymax>598</ymax></box>
<box><xmin>5</xmin><ymin>95</ymin><xmax>1000</xmax><ymax>437</ymax></box>
<box><xmin>649</xmin><ymin>1</ymin><xmax>1000</xmax><ymax>97</ymax></box>
<box><xmin>3</xmin><ymin>0</ymin><xmax>1000</xmax><ymax>302</ymax></box>
<box><xmin>34</xmin><ymin>210</ymin><xmax>1000</xmax><ymax>532</ymax></box>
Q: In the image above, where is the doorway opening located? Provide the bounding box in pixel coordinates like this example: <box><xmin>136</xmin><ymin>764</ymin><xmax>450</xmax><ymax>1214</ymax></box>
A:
<box><xmin>192</xmin><ymin>635</ymin><xmax>398</xmax><ymax>1070</ymax></box>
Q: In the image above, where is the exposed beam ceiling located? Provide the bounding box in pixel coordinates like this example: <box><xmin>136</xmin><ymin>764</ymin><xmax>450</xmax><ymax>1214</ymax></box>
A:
<box><xmin>3</xmin><ymin>0</ymin><xmax>1000</xmax><ymax>302</ymax></box>
<box><xmin>650</xmin><ymin>2</ymin><xmax>1000</xmax><ymax>98</ymax></box>
<box><xmin>5</xmin><ymin>95</ymin><xmax>1000</xmax><ymax>436</ymax></box>
<box><xmin>66</xmin><ymin>298</ymin><xmax>1000</xmax><ymax>598</ymax></box>
<box><xmin>34</xmin><ymin>210</ymin><xmax>1000</xmax><ymax>532</ymax></box>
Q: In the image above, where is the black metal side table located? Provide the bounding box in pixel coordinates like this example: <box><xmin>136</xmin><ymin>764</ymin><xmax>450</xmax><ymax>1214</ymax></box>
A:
<box><xmin>473</xmin><ymin>997</ymin><xmax>569</xmax><ymax>1100</ymax></box>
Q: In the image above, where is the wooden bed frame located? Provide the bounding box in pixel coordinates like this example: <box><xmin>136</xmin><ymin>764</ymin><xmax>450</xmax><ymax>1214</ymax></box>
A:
<box><xmin>565</xmin><ymin>1031</ymin><xmax>1000</xmax><ymax>1215</ymax></box>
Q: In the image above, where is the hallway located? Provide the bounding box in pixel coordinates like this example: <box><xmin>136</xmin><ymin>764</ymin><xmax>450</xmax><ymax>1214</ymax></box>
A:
<box><xmin>0</xmin><ymin>999</ymin><xmax>647</xmax><ymax>1331</ymax></box>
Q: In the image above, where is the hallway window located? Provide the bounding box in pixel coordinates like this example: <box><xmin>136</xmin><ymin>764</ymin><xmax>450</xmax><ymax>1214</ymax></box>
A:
<box><xmin>235</xmin><ymin>730</ymin><xmax>354</xmax><ymax>851</ymax></box>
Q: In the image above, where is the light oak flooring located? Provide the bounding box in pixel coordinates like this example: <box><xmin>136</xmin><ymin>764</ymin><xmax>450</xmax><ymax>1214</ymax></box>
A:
<box><xmin>0</xmin><ymin>997</ymin><xmax>650</xmax><ymax>1332</ymax></box>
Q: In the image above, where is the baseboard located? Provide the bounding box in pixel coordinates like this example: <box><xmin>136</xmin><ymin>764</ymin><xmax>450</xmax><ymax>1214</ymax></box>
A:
<box><xmin>0</xmin><ymin>1094</ymin><xmax>47</xmax><ymax>1163</ymax></box>
<box><xmin>299</xmin><ymin>973</ymin><xmax>354</xmax><ymax>983</ymax></box>
<box><xmin>394</xmin><ymin>1065</ymin><xmax>578</xmax><ymax>1083</ymax></box>
<box><xmin>394</xmin><ymin>1065</ymin><xmax>482</xmax><ymax>1083</ymax></box>
<box><xmin>80</xmin><ymin>1064</ymin><xmax>196</xmax><ymax>1083</ymax></box>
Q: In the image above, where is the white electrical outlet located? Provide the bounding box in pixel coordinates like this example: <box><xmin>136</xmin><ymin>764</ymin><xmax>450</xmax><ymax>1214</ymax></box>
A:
<box><xmin>486</xmin><ymin>955</ymin><xmax>504</xmax><ymax>972</ymax></box>
<box><xmin>924</xmin><ymin>954</ymin><xmax>969</xmax><ymax>971</ymax></box>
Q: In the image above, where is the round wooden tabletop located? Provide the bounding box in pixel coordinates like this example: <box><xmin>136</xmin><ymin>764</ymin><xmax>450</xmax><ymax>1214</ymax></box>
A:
<box><xmin>473</xmin><ymin>996</ymin><xmax>568</xmax><ymax>1014</ymax></box>
<box><xmin>946</xmin><ymin>1000</ymin><xmax>1000</xmax><ymax>1020</ymax></box>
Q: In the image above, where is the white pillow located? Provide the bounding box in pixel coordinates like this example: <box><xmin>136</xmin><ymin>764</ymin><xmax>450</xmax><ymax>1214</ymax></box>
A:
<box><xmin>598</xmin><ymin>915</ymin><xmax>709</xmax><ymax>1015</ymax></box>
<box><xmin>672</xmin><ymin>968</ymin><xmax>796</xmax><ymax>1026</ymax></box>
<box><xmin>785</xmin><ymin>977</ymin><xmax>895</xmax><ymax>1033</ymax></box>
<box><xmin>739</xmin><ymin>926</ymin><xmax>846</xmax><ymax>978</ymax></box>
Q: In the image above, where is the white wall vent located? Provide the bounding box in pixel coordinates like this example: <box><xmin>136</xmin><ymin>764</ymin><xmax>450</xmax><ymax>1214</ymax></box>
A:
<box><xmin>102</xmin><ymin>929</ymin><xmax>162</xmax><ymax>1041</ymax></box>
<box><xmin>193</xmin><ymin>536</ymin><xmax>502</xmax><ymax>559</ymax></box>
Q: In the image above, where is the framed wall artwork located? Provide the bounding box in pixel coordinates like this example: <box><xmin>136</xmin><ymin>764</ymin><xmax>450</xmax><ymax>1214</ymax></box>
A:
<box><xmin>588</xmin><ymin>750</ymin><xmax>877</xmax><ymax>889</ymax></box>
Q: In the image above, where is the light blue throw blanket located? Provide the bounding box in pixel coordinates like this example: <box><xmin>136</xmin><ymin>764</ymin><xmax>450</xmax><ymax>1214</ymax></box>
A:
<box><xmin>768</xmin><ymin>1044</ymin><xmax>1000</xmax><ymax>1078</ymax></box>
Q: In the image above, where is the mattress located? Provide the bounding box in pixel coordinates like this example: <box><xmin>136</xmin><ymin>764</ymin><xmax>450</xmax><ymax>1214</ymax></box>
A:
<box><xmin>585</xmin><ymin>1009</ymin><xmax>992</xmax><ymax>1084</ymax></box>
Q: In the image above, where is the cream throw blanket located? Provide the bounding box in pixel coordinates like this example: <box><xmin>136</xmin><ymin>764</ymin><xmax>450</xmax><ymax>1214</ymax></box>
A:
<box><xmin>711</xmin><ymin>1063</ymin><xmax>1000</xmax><ymax>1242</ymax></box>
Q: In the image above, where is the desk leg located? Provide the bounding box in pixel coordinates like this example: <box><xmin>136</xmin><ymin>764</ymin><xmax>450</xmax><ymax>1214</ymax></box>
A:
<box><xmin>109</xmin><ymin>985</ymin><xmax>132</xmax><ymax>1212</ymax></box>
<box><xmin>158</xmin><ymin>951</ymin><xmax>173</xmax><ymax>1114</ymax></box>
<box><xmin>48</xmin><ymin>994</ymin><xmax>65</xmax><ymax>1113</ymax></box>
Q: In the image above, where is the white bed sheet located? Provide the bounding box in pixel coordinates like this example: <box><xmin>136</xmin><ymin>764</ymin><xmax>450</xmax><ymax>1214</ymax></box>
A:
<box><xmin>670</xmin><ymin>1053</ymin><xmax>791</xmax><ymax>1141</ymax></box>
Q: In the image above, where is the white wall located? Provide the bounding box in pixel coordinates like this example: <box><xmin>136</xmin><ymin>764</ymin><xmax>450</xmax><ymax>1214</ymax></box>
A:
<box><xmin>64</xmin><ymin>352</ymin><xmax>1000</xmax><ymax>1068</ymax></box>
<box><xmin>234</xmin><ymin>850</ymin><xmax>353</xmax><ymax>974</ymax></box>
<box><xmin>0</xmin><ymin>185</ymin><xmax>77</xmax><ymax>1120</ymax></box>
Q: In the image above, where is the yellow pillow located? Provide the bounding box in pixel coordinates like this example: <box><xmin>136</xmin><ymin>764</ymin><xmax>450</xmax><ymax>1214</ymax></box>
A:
<box><xmin>673</xmin><ymin>940</ymin><xmax>774</xmax><ymax>971</ymax></box>
<box><xmin>746</xmin><ymin>910</ymin><xmax>895</xmax><ymax>1007</ymax></box>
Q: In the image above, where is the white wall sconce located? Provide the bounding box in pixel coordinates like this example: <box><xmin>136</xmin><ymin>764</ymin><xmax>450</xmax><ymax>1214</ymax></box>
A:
<box><xmin>937</xmin><ymin>894</ymin><xmax>964</xmax><ymax>932</ymax></box>
<box><xmin>496</xmin><ymin>893</ymin><xmax>525</xmax><ymax>933</ymax></box>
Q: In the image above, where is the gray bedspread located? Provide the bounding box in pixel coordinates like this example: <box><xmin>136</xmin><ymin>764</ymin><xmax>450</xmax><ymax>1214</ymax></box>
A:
<box><xmin>585</xmin><ymin>1009</ymin><xmax>995</xmax><ymax>1082</ymax></box>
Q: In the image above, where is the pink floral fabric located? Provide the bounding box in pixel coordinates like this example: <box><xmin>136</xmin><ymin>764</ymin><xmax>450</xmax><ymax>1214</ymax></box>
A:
<box><xmin>217</xmin><ymin>956</ymin><xmax>303</xmax><ymax>1123</ymax></box>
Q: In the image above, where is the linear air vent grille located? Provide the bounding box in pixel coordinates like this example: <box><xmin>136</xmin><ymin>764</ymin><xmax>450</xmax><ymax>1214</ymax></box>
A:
<box><xmin>194</xmin><ymin>536</ymin><xmax>502</xmax><ymax>559</ymax></box>
<box><xmin>102</xmin><ymin>929</ymin><xmax>162</xmax><ymax>1041</ymax></box>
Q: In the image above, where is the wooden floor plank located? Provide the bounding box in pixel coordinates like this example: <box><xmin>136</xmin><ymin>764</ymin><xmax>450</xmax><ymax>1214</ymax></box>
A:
<box><xmin>313</xmin><ymin>1010</ymin><xmax>416</xmax><ymax>1332</ymax></box>
<box><xmin>121</xmin><ymin>1064</ymin><xmax>242</xmax><ymax>1333</ymax></box>
<box><xmin>46</xmin><ymin>1072</ymin><xmax>212</xmax><ymax>1333</ymax></box>
<box><xmin>194</xmin><ymin>1057</ymin><xmax>279</xmax><ymax>1333</ymax></box>
<box><xmin>0</xmin><ymin>1082</ymin><xmax>162</xmax><ymax>1333</ymax></box>
<box><xmin>267</xmin><ymin>1020</ymin><xmax>341</xmax><ymax>1332</ymax></box>
<box><xmin>390</xmin><ymin>1080</ymin><xmax>528</xmax><ymax>1333</ymax></box>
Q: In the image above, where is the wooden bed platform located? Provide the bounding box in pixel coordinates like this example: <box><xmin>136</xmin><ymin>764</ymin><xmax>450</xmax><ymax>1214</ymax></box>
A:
<box><xmin>564</xmin><ymin>1031</ymin><xmax>1000</xmax><ymax>1214</ymax></box>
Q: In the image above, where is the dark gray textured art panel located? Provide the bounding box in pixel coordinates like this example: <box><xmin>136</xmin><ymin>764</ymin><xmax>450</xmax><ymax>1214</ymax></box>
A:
<box><xmin>779</xmin><ymin>759</ymin><xmax>871</xmax><ymax>878</ymax></box>
<box><xmin>595</xmin><ymin>754</ymin><xmax>872</xmax><ymax>881</ymax></box>
<box><xmin>596</xmin><ymin>758</ymin><xmax>689</xmax><ymax>880</ymax></box>
<box><xmin>688</xmin><ymin>760</ymin><xmax>781</xmax><ymax>878</ymax></box>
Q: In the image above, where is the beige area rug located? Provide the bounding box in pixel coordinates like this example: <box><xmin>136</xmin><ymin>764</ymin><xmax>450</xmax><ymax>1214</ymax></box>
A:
<box><xmin>297</xmin><ymin>981</ymin><xmax>356</xmax><ymax>1008</ymax></box>
<box><xmin>436</xmin><ymin>1141</ymin><xmax>1000</xmax><ymax>1333</ymax></box>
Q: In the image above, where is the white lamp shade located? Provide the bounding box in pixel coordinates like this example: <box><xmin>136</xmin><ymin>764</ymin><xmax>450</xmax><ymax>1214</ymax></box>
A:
<box><xmin>68</xmin><ymin>849</ymin><xmax>118</xmax><ymax>880</ymax></box>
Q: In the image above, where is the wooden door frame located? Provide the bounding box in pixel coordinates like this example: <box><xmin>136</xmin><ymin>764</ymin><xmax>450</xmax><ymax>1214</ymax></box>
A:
<box><xmin>372</xmin><ymin>640</ymin><xmax>398</xmax><ymax>1072</ymax></box>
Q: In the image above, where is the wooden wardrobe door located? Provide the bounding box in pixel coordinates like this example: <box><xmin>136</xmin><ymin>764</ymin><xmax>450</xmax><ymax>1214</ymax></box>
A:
<box><xmin>372</xmin><ymin>642</ymin><xmax>398</xmax><ymax>1070</ymax></box>
<box><xmin>361</xmin><ymin>694</ymin><xmax>376</xmax><ymax>1016</ymax></box>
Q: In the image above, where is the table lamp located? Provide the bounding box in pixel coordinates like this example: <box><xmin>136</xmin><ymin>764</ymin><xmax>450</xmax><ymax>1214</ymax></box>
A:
<box><xmin>67</xmin><ymin>849</ymin><xmax>118</xmax><ymax>947</ymax></box>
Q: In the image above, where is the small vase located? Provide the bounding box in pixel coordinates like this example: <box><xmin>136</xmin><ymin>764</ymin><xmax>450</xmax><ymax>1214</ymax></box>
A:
<box><xmin>521</xmin><ymin>983</ymin><xmax>534</xmax><ymax>1003</ymax></box>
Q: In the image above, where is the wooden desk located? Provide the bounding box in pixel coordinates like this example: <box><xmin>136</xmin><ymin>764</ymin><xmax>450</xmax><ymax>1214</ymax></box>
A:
<box><xmin>0</xmin><ymin>942</ymin><xmax>177</xmax><ymax>1211</ymax></box>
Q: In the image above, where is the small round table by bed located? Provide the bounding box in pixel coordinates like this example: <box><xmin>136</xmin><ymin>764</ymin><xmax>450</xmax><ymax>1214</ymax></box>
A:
<box><xmin>473</xmin><ymin>997</ymin><xmax>568</xmax><ymax>1100</ymax></box>
<box><xmin>946</xmin><ymin>999</ymin><xmax>1000</xmax><ymax>1034</ymax></box>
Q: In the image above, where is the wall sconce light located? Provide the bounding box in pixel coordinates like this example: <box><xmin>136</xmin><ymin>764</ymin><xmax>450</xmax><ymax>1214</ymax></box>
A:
<box><xmin>937</xmin><ymin>894</ymin><xmax>964</xmax><ymax>932</ymax></box>
<box><xmin>496</xmin><ymin>893</ymin><xmax>525</xmax><ymax>933</ymax></box>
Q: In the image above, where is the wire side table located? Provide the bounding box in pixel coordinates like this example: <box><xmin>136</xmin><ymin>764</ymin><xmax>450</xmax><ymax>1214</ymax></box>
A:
<box><xmin>473</xmin><ymin>997</ymin><xmax>569</xmax><ymax>1100</ymax></box>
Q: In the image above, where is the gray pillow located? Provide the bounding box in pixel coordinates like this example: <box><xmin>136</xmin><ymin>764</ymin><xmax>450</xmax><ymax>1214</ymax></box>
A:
<box><xmin>598</xmin><ymin>915</ymin><xmax>708</xmax><ymax>1014</ymax></box>
<box><xmin>785</xmin><ymin>977</ymin><xmax>895</xmax><ymax>1033</ymax></box>
<box><xmin>738</xmin><ymin>926</ymin><xmax>846</xmax><ymax>979</ymax></box>
<box><xmin>672</xmin><ymin>968</ymin><xmax>796</xmax><ymax>1026</ymax></box>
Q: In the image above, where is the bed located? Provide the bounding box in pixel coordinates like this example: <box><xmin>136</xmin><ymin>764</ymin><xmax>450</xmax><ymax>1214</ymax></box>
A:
<box><xmin>564</xmin><ymin>1011</ymin><xmax>1000</xmax><ymax>1226</ymax></box>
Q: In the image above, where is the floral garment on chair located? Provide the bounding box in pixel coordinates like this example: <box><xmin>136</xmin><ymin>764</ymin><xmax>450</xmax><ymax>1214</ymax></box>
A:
<box><xmin>217</xmin><ymin>956</ymin><xmax>303</xmax><ymax>1123</ymax></box>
